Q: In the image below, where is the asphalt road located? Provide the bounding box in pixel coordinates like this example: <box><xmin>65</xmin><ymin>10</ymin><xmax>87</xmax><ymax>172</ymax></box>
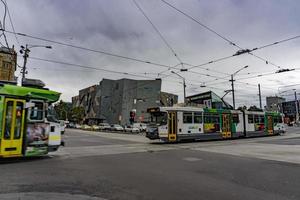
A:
<box><xmin>1</xmin><ymin>127</ymin><xmax>300</xmax><ymax>200</ymax></box>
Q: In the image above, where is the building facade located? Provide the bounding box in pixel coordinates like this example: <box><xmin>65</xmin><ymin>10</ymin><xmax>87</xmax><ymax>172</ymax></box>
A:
<box><xmin>72</xmin><ymin>78</ymin><xmax>178</xmax><ymax>125</ymax></box>
<box><xmin>266</xmin><ymin>96</ymin><xmax>285</xmax><ymax>112</ymax></box>
<box><xmin>186</xmin><ymin>91</ymin><xmax>232</xmax><ymax>109</ymax></box>
<box><xmin>0</xmin><ymin>47</ymin><xmax>17</xmax><ymax>81</ymax></box>
<box><xmin>282</xmin><ymin>100</ymin><xmax>300</xmax><ymax>121</ymax></box>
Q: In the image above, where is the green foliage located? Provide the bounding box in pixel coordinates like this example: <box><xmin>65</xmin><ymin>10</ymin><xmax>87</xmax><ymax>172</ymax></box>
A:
<box><xmin>54</xmin><ymin>100</ymin><xmax>84</xmax><ymax>123</ymax></box>
<box><xmin>70</xmin><ymin>106</ymin><xmax>85</xmax><ymax>123</ymax></box>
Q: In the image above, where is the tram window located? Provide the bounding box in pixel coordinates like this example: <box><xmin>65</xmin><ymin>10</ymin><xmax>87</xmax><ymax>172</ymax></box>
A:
<box><xmin>278</xmin><ymin>117</ymin><xmax>283</xmax><ymax>123</ymax></box>
<box><xmin>194</xmin><ymin>112</ymin><xmax>202</xmax><ymax>123</ymax></box>
<box><xmin>273</xmin><ymin>117</ymin><xmax>278</xmax><ymax>123</ymax></box>
<box><xmin>183</xmin><ymin>112</ymin><xmax>193</xmax><ymax>123</ymax></box>
<box><xmin>259</xmin><ymin>116</ymin><xmax>265</xmax><ymax>123</ymax></box>
<box><xmin>4</xmin><ymin>101</ymin><xmax>13</xmax><ymax>139</ymax></box>
<box><xmin>14</xmin><ymin>102</ymin><xmax>23</xmax><ymax>139</ymax></box>
<box><xmin>248</xmin><ymin>114</ymin><xmax>254</xmax><ymax>123</ymax></box>
<box><xmin>29</xmin><ymin>102</ymin><xmax>44</xmax><ymax>121</ymax></box>
<box><xmin>204</xmin><ymin>114</ymin><xmax>220</xmax><ymax>123</ymax></box>
<box><xmin>254</xmin><ymin>115</ymin><xmax>259</xmax><ymax>123</ymax></box>
<box><xmin>232</xmin><ymin>114</ymin><xmax>239</xmax><ymax>123</ymax></box>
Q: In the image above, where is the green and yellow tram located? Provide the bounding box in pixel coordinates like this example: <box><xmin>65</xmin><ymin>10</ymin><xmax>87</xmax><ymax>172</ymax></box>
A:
<box><xmin>0</xmin><ymin>83</ymin><xmax>60</xmax><ymax>158</ymax></box>
<box><xmin>146</xmin><ymin>106</ymin><xmax>285</xmax><ymax>142</ymax></box>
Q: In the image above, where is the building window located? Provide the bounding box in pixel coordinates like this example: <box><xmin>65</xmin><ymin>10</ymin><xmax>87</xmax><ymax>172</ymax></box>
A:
<box><xmin>183</xmin><ymin>112</ymin><xmax>193</xmax><ymax>123</ymax></box>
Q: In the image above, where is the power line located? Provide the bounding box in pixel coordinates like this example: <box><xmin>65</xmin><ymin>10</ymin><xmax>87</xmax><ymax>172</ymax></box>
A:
<box><xmin>161</xmin><ymin>0</ymin><xmax>237</xmax><ymax>47</ymax></box>
<box><xmin>0</xmin><ymin>0</ymin><xmax>9</xmax><ymax>48</ymax></box>
<box><xmin>252</xmin><ymin>34</ymin><xmax>300</xmax><ymax>51</ymax></box>
<box><xmin>27</xmin><ymin>56</ymin><xmax>156</xmax><ymax>79</ymax></box>
<box><xmin>132</xmin><ymin>0</ymin><xmax>183</xmax><ymax>65</ymax></box>
<box><xmin>160</xmin><ymin>0</ymin><xmax>285</xmax><ymax>70</ymax></box>
<box><xmin>3</xmin><ymin>0</ymin><xmax>19</xmax><ymax>45</ymax></box>
<box><xmin>2</xmin><ymin>29</ymin><xmax>175</xmax><ymax>70</ymax></box>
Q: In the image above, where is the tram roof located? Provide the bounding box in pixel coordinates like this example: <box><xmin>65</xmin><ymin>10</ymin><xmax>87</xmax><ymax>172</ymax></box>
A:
<box><xmin>0</xmin><ymin>84</ymin><xmax>61</xmax><ymax>103</ymax></box>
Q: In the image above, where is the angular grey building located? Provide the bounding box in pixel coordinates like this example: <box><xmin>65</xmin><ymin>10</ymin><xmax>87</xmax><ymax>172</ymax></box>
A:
<box><xmin>72</xmin><ymin>78</ymin><xmax>178</xmax><ymax>125</ymax></box>
<box><xmin>266</xmin><ymin>96</ymin><xmax>285</xmax><ymax>112</ymax></box>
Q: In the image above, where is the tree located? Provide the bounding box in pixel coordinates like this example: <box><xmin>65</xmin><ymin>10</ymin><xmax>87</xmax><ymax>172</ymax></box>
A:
<box><xmin>54</xmin><ymin>100</ymin><xmax>72</xmax><ymax>120</ymax></box>
<box><xmin>70</xmin><ymin>106</ymin><xmax>85</xmax><ymax>124</ymax></box>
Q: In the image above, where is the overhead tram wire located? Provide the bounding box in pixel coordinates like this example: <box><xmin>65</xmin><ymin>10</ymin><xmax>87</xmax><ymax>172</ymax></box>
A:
<box><xmin>132</xmin><ymin>0</ymin><xmax>183</xmax><ymax>65</ymax></box>
<box><xmin>3</xmin><ymin>0</ymin><xmax>19</xmax><ymax>45</ymax></box>
<box><xmin>26</xmin><ymin>55</ymin><xmax>227</xmax><ymax>96</ymax></box>
<box><xmin>132</xmin><ymin>0</ymin><xmax>233</xmax><ymax>78</ymax></box>
<box><xmin>162</xmin><ymin>33</ymin><xmax>300</xmax><ymax>82</ymax></box>
<box><xmin>160</xmin><ymin>0</ymin><xmax>286</xmax><ymax>70</ymax></box>
<box><xmin>26</xmin><ymin>56</ymin><xmax>203</xmax><ymax>97</ymax></box>
<box><xmin>27</xmin><ymin>56</ymin><xmax>160</xmax><ymax>79</ymax></box>
<box><xmin>0</xmin><ymin>0</ymin><xmax>9</xmax><ymax>48</ymax></box>
<box><xmin>2</xmin><ymin>29</ymin><xmax>175</xmax><ymax>70</ymax></box>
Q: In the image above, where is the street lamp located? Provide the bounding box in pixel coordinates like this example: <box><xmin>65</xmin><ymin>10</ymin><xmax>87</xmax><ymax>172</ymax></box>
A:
<box><xmin>171</xmin><ymin>71</ymin><xmax>186</xmax><ymax>104</ymax></box>
<box><xmin>230</xmin><ymin>65</ymin><xmax>248</xmax><ymax>109</ymax></box>
<box><xmin>19</xmin><ymin>44</ymin><xmax>52</xmax><ymax>85</ymax></box>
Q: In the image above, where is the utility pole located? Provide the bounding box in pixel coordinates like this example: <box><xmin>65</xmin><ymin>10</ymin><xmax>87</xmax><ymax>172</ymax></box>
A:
<box><xmin>21</xmin><ymin>44</ymin><xmax>29</xmax><ymax>85</ymax></box>
<box><xmin>171</xmin><ymin>71</ymin><xmax>186</xmax><ymax>104</ymax></box>
<box><xmin>258</xmin><ymin>84</ymin><xmax>262</xmax><ymax>109</ymax></box>
<box><xmin>294</xmin><ymin>90</ymin><xmax>299</xmax><ymax>123</ymax></box>
<box><xmin>229</xmin><ymin>65</ymin><xmax>248</xmax><ymax>110</ymax></box>
<box><xmin>230</xmin><ymin>74</ymin><xmax>235</xmax><ymax>109</ymax></box>
<box><xmin>183</xmin><ymin>79</ymin><xmax>186</xmax><ymax>104</ymax></box>
<box><xmin>20</xmin><ymin>44</ymin><xmax>52</xmax><ymax>86</ymax></box>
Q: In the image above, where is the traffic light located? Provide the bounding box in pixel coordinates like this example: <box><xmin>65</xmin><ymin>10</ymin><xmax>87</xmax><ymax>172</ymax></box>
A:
<box><xmin>129</xmin><ymin>111</ymin><xmax>135</xmax><ymax>124</ymax></box>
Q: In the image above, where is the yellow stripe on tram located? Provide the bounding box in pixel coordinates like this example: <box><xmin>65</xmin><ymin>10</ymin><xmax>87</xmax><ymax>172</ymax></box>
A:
<box><xmin>49</xmin><ymin>135</ymin><xmax>61</xmax><ymax>141</ymax></box>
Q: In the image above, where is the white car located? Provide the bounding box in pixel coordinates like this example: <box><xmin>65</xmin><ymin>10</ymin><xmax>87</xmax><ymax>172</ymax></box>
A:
<box><xmin>110</xmin><ymin>124</ymin><xmax>124</xmax><ymax>131</ymax></box>
<box><xmin>133</xmin><ymin>123</ymin><xmax>147</xmax><ymax>132</ymax></box>
<box><xmin>124</xmin><ymin>125</ymin><xmax>140</xmax><ymax>133</ymax></box>
<box><xmin>99</xmin><ymin>123</ymin><xmax>110</xmax><ymax>130</ymax></box>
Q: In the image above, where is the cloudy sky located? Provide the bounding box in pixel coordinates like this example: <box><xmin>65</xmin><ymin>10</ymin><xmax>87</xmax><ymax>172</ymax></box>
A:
<box><xmin>1</xmin><ymin>0</ymin><xmax>300</xmax><ymax>107</ymax></box>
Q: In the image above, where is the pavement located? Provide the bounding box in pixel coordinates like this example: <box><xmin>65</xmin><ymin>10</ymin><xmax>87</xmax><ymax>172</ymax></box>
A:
<box><xmin>1</xmin><ymin>126</ymin><xmax>300</xmax><ymax>200</ymax></box>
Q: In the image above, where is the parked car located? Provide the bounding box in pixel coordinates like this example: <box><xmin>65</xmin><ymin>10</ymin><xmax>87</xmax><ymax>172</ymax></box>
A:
<box><xmin>82</xmin><ymin>124</ymin><xmax>92</xmax><ymax>130</ymax></box>
<box><xmin>124</xmin><ymin>125</ymin><xmax>140</xmax><ymax>133</ymax></box>
<box><xmin>133</xmin><ymin>123</ymin><xmax>147</xmax><ymax>132</ymax></box>
<box><xmin>75</xmin><ymin>124</ymin><xmax>82</xmax><ymax>129</ymax></box>
<box><xmin>110</xmin><ymin>124</ymin><xmax>124</xmax><ymax>131</ymax></box>
<box><xmin>92</xmin><ymin>125</ymin><xmax>100</xmax><ymax>131</ymax></box>
<box><xmin>68</xmin><ymin>122</ymin><xmax>76</xmax><ymax>128</ymax></box>
<box><xmin>99</xmin><ymin>123</ymin><xmax>111</xmax><ymax>130</ymax></box>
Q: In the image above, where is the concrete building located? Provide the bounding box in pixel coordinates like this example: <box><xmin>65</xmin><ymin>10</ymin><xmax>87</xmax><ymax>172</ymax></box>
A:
<box><xmin>186</xmin><ymin>91</ymin><xmax>232</xmax><ymax>109</ymax></box>
<box><xmin>266</xmin><ymin>96</ymin><xmax>285</xmax><ymax>112</ymax></box>
<box><xmin>72</xmin><ymin>78</ymin><xmax>178</xmax><ymax>125</ymax></box>
<box><xmin>282</xmin><ymin>100</ymin><xmax>300</xmax><ymax>121</ymax></box>
<box><xmin>0</xmin><ymin>47</ymin><xmax>17</xmax><ymax>81</ymax></box>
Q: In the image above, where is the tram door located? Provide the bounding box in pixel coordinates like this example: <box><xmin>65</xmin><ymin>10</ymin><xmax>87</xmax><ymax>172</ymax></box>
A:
<box><xmin>0</xmin><ymin>99</ymin><xmax>25</xmax><ymax>157</ymax></box>
<box><xmin>168</xmin><ymin>112</ymin><xmax>177</xmax><ymax>142</ymax></box>
<box><xmin>222</xmin><ymin>114</ymin><xmax>231</xmax><ymax>138</ymax></box>
<box><xmin>267</xmin><ymin>115</ymin><xmax>274</xmax><ymax>134</ymax></box>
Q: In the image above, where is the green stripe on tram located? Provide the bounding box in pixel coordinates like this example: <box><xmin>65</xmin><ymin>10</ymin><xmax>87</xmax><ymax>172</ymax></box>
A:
<box><xmin>0</xmin><ymin>84</ymin><xmax>60</xmax><ymax>103</ymax></box>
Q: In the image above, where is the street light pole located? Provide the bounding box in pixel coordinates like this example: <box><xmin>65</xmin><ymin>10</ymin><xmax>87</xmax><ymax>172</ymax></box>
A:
<box><xmin>229</xmin><ymin>65</ymin><xmax>248</xmax><ymax>110</ymax></box>
<box><xmin>294</xmin><ymin>89</ymin><xmax>299</xmax><ymax>123</ymax></box>
<box><xmin>230</xmin><ymin>74</ymin><xmax>235</xmax><ymax>109</ymax></box>
<box><xmin>171</xmin><ymin>71</ymin><xmax>186</xmax><ymax>104</ymax></box>
<box><xmin>21</xmin><ymin>44</ymin><xmax>29</xmax><ymax>85</ymax></box>
<box><xmin>20</xmin><ymin>44</ymin><xmax>52</xmax><ymax>86</ymax></box>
